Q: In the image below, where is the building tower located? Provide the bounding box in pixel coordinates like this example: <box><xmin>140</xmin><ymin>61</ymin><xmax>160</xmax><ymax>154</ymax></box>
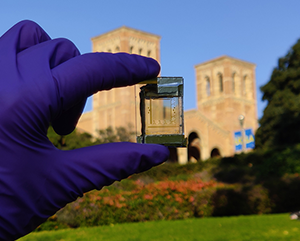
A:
<box><xmin>77</xmin><ymin>27</ymin><xmax>258</xmax><ymax>162</ymax></box>
<box><xmin>77</xmin><ymin>27</ymin><xmax>161</xmax><ymax>137</ymax></box>
<box><xmin>195</xmin><ymin>56</ymin><xmax>257</xmax><ymax>132</ymax></box>
<box><xmin>185</xmin><ymin>56</ymin><xmax>258</xmax><ymax>160</ymax></box>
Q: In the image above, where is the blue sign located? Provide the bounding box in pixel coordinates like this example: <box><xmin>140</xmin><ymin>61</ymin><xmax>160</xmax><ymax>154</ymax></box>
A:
<box><xmin>234</xmin><ymin>129</ymin><xmax>255</xmax><ymax>152</ymax></box>
<box><xmin>245</xmin><ymin>128</ymin><xmax>255</xmax><ymax>149</ymax></box>
<box><xmin>234</xmin><ymin>131</ymin><xmax>243</xmax><ymax>151</ymax></box>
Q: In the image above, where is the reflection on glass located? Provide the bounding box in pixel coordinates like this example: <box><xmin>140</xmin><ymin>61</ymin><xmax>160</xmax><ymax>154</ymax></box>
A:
<box><xmin>137</xmin><ymin>77</ymin><xmax>187</xmax><ymax>147</ymax></box>
<box><xmin>145</xmin><ymin>97</ymin><xmax>182</xmax><ymax>135</ymax></box>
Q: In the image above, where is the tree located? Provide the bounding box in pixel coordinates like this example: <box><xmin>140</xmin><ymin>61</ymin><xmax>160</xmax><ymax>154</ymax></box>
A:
<box><xmin>256</xmin><ymin>39</ymin><xmax>300</xmax><ymax>149</ymax></box>
<box><xmin>95</xmin><ymin>125</ymin><xmax>135</xmax><ymax>144</ymax></box>
<box><xmin>47</xmin><ymin>125</ymin><xmax>135</xmax><ymax>150</ymax></box>
<box><xmin>47</xmin><ymin>126</ymin><xmax>95</xmax><ymax>150</ymax></box>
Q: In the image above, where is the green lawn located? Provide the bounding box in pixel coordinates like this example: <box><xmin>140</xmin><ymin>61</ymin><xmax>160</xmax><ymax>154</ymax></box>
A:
<box><xmin>20</xmin><ymin>213</ymin><xmax>300</xmax><ymax>241</ymax></box>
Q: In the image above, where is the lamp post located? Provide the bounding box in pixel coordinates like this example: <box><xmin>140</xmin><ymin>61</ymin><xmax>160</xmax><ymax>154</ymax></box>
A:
<box><xmin>238</xmin><ymin>115</ymin><xmax>245</xmax><ymax>152</ymax></box>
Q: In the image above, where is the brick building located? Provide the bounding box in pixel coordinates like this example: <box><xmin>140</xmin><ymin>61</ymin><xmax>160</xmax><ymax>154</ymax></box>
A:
<box><xmin>77</xmin><ymin>27</ymin><xmax>258</xmax><ymax>163</ymax></box>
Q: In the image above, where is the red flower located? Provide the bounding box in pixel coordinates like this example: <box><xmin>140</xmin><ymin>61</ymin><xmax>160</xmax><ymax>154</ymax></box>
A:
<box><xmin>143</xmin><ymin>194</ymin><xmax>153</xmax><ymax>200</ymax></box>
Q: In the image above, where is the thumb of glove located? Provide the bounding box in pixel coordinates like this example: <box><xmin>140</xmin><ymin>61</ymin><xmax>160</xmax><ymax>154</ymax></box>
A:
<box><xmin>0</xmin><ymin>142</ymin><xmax>169</xmax><ymax>240</ymax></box>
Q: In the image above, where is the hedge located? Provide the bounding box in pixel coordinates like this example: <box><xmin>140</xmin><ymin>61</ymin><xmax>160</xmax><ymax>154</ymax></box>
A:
<box><xmin>36</xmin><ymin>145</ymin><xmax>300</xmax><ymax>231</ymax></box>
<box><xmin>36</xmin><ymin>177</ymin><xmax>285</xmax><ymax>231</ymax></box>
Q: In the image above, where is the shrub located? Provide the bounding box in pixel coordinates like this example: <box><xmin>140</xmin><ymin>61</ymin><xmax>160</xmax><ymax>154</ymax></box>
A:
<box><xmin>38</xmin><ymin>178</ymin><xmax>275</xmax><ymax>230</ymax></box>
<box><xmin>51</xmin><ymin>179</ymin><xmax>221</xmax><ymax>228</ymax></box>
<box><xmin>262</xmin><ymin>173</ymin><xmax>300</xmax><ymax>213</ymax></box>
<box><xmin>37</xmin><ymin>145</ymin><xmax>300</xmax><ymax>231</ymax></box>
<box><xmin>131</xmin><ymin>162</ymin><xmax>206</xmax><ymax>181</ymax></box>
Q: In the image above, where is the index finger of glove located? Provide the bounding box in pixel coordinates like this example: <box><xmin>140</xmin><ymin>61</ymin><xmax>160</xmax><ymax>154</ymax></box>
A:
<box><xmin>0</xmin><ymin>20</ymin><xmax>51</xmax><ymax>55</ymax></box>
<box><xmin>51</xmin><ymin>52</ymin><xmax>160</xmax><ymax>111</ymax></box>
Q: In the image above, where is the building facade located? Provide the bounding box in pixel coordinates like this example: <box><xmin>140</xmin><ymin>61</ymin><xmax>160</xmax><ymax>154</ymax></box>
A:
<box><xmin>185</xmin><ymin>56</ymin><xmax>257</xmax><ymax>161</ymax></box>
<box><xmin>77</xmin><ymin>26</ymin><xmax>160</xmax><ymax>137</ymax></box>
<box><xmin>77</xmin><ymin>27</ymin><xmax>258</xmax><ymax>163</ymax></box>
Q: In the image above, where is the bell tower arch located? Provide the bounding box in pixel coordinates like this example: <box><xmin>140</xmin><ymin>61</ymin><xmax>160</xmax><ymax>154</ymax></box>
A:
<box><xmin>194</xmin><ymin>56</ymin><xmax>258</xmax><ymax>153</ymax></box>
<box><xmin>79</xmin><ymin>27</ymin><xmax>161</xmax><ymax>137</ymax></box>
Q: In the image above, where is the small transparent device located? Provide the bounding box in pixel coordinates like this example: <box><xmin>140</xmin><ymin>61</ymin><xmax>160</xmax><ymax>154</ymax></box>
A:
<box><xmin>137</xmin><ymin>77</ymin><xmax>187</xmax><ymax>147</ymax></box>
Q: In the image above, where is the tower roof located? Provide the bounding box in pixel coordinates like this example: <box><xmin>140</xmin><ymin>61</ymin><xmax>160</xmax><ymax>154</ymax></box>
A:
<box><xmin>91</xmin><ymin>26</ymin><xmax>161</xmax><ymax>42</ymax></box>
<box><xmin>195</xmin><ymin>55</ymin><xmax>256</xmax><ymax>69</ymax></box>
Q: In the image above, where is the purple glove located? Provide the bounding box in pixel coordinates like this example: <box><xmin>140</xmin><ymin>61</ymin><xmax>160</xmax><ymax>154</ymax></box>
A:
<box><xmin>0</xmin><ymin>20</ymin><xmax>169</xmax><ymax>240</ymax></box>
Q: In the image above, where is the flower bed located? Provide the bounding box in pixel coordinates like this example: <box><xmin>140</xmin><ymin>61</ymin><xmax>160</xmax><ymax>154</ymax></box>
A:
<box><xmin>53</xmin><ymin>179</ymin><xmax>221</xmax><ymax>228</ymax></box>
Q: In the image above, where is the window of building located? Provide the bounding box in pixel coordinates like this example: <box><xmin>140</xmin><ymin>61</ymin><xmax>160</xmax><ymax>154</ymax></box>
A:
<box><xmin>147</xmin><ymin>50</ymin><xmax>151</xmax><ymax>57</ymax></box>
<box><xmin>129</xmin><ymin>46</ymin><xmax>133</xmax><ymax>54</ymax></box>
<box><xmin>243</xmin><ymin>75</ymin><xmax>247</xmax><ymax>95</ymax></box>
<box><xmin>218</xmin><ymin>73</ymin><xmax>223</xmax><ymax>93</ymax></box>
<box><xmin>232</xmin><ymin>72</ymin><xmax>236</xmax><ymax>93</ymax></box>
<box><xmin>139</xmin><ymin>48</ymin><xmax>142</xmax><ymax>55</ymax></box>
<box><xmin>205</xmin><ymin>76</ymin><xmax>211</xmax><ymax>96</ymax></box>
<box><xmin>188</xmin><ymin>132</ymin><xmax>201</xmax><ymax>162</ymax></box>
<box><xmin>115</xmin><ymin>46</ymin><xmax>120</xmax><ymax>52</ymax></box>
<box><xmin>211</xmin><ymin>148</ymin><xmax>221</xmax><ymax>158</ymax></box>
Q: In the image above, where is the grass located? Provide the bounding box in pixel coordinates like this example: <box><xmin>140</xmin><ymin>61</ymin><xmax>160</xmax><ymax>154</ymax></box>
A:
<box><xmin>20</xmin><ymin>213</ymin><xmax>300</xmax><ymax>241</ymax></box>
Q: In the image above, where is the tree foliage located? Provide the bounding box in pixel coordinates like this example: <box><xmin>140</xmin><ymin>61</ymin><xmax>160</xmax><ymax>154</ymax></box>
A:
<box><xmin>47</xmin><ymin>126</ymin><xmax>95</xmax><ymax>150</ymax></box>
<box><xmin>95</xmin><ymin>125</ymin><xmax>135</xmax><ymax>144</ymax></box>
<box><xmin>256</xmin><ymin>39</ymin><xmax>300</xmax><ymax>149</ymax></box>
<box><xmin>47</xmin><ymin>125</ymin><xmax>134</xmax><ymax>150</ymax></box>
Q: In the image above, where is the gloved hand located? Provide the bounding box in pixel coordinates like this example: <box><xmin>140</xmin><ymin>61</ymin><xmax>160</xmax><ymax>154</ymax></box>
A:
<box><xmin>0</xmin><ymin>20</ymin><xmax>169</xmax><ymax>240</ymax></box>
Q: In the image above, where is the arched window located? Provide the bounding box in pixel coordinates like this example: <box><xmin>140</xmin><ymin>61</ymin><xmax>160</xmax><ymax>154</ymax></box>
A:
<box><xmin>115</xmin><ymin>46</ymin><xmax>120</xmax><ymax>52</ymax></box>
<box><xmin>129</xmin><ymin>46</ymin><xmax>134</xmax><ymax>54</ymax></box>
<box><xmin>218</xmin><ymin>73</ymin><xmax>223</xmax><ymax>93</ymax></box>
<box><xmin>211</xmin><ymin>148</ymin><xmax>221</xmax><ymax>158</ymax></box>
<box><xmin>147</xmin><ymin>50</ymin><xmax>151</xmax><ymax>57</ymax></box>
<box><xmin>138</xmin><ymin>48</ymin><xmax>142</xmax><ymax>55</ymax></box>
<box><xmin>205</xmin><ymin>76</ymin><xmax>211</xmax><ymax>96</ymax></box>
<box><xmin>188</xmin><ymin>132</ymin><xmax>201</xmax><ymax>162</ymax></box>
<box><xmin>232</xmin><ymin>72</ymin><xmax>236</xmax><ymax>93</ymax></box>
<box><xmin>243</xmin><ymin>75</ymin><xmax>247</xmax><ymax>95</ymax></box>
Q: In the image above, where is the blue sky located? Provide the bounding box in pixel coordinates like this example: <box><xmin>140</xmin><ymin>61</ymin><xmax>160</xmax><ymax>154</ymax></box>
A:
<box><xmin>1</xmin><ymin>0</ymin><xmax>300</xmax><ymax>120</ymax></box>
